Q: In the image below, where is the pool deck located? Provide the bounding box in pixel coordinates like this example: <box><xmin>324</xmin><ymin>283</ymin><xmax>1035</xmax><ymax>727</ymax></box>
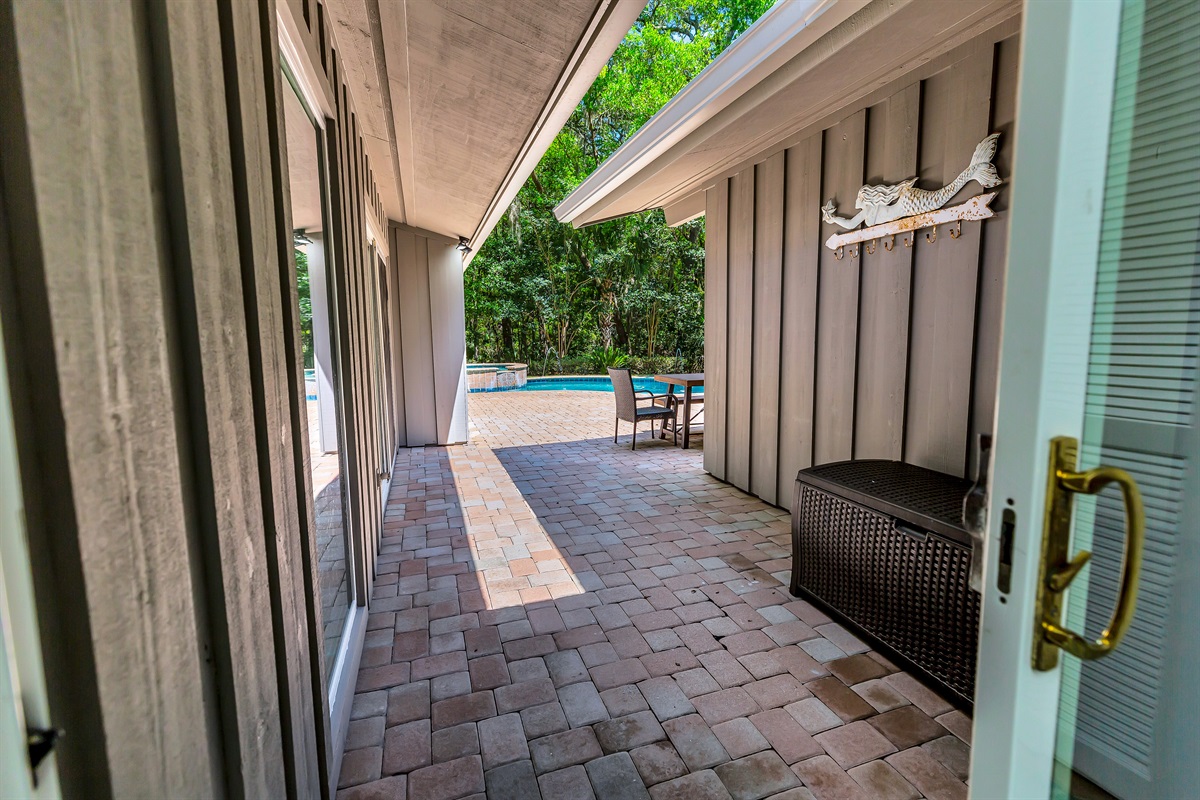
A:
<box><xmin>337</xmin><ymin>391</ymin><xmax>971</xmax><ymax>799</ymax></box>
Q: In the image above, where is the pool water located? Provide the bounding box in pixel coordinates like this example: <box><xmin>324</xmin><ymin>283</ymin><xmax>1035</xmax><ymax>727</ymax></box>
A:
<box><xmin>520</xmin><ymin>376</ymin><xmax>702</xmax><ymax>395</ymax></box>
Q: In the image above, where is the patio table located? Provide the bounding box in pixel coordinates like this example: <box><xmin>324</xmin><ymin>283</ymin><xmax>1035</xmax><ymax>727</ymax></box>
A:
<box><xmin>655</xmin><ymin>373</ymin><xmax>704</xmax><ymax>449</ymax></box>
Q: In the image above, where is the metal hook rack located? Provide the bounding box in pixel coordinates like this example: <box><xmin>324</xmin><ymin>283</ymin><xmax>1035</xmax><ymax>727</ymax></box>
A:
<box><xmin>823</xmin><ymin>191</ymin><xmax>999</xmax><ymax>261</ymax></box>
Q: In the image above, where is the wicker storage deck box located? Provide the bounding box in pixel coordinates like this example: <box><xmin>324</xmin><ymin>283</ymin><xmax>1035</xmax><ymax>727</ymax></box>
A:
<box><xmin>790</xmin><ymin>460</ymin><xmax>979</xmax><ymax>707</ymax></box>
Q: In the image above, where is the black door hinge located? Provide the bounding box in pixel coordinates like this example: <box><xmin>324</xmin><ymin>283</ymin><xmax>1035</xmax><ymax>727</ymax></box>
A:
<box><xmin>27</xmin><ymin>726</ymin><xmax>63</xmax><ymax>780</ymax></box>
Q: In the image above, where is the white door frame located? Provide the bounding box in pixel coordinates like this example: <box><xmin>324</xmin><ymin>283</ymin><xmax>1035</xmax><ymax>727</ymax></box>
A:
<box><xmin>280</xmin><ymin>31</ymin><xmax>368</xmax><ymax>793</ymax></box>
<box><xmin>969</xmin><ymin>0</ymin><xmax>1124</xmax><ymax>797</ymax></box>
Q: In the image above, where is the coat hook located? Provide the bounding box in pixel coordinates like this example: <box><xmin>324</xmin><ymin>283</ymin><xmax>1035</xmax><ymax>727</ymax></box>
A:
<box><xmin>835</xmin><ymin>245</ymin><xmax>845</xmax><ymax>261</ymax></box>
<box><xmin>865</xmin><ymin>240</ymin><xmax>876</xmax><ymax>255</ymax></box>
<box><xmin>903</xmin><ymin>232</ymin><xmax>914</xmax><ymax>248</ymax></box>
<box><xmin>883</xmin><ymin>235</ymin><xmax>895</xmax><ymax>252</ymax></box>
<box><xmin>949</xmin><ymin>221</ymin><xmax>962</xmax><ymax>239</ymax></box>
<box><xmin>926</xmin><ymin>226</ymin><xmax>938</xmax><ymax>244</ymax></box>
<box><xmin>850</xmin><ymin>244</ymin><xmax>860</xmax><ymax>259</ymax></box>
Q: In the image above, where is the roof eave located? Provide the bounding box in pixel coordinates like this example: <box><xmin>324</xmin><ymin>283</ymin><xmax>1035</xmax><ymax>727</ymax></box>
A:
<box><xmin>553</xmin><ymin>0</ymin><xmax>867</xmax><ymax>227</ymax></box>
<box><xmin>463</xmin><ymin>0</ymin><xmax>648</xmax><ymax>267</ymax></box>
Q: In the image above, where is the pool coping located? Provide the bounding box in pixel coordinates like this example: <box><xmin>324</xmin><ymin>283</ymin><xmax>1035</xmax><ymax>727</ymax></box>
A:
<box><xmin>466</xmin><ymin>362</ymin><xmax>528</xmax><ymax>392</ymax></box>
<box><xmin>505</xmin><ymin>375</ymin><xmax>706</xmax><ymax>393</ymax></box>
<box><xmin>467</xmin><ymin>371</ymin><xmax>707</xmax><ymax>393</ymax></box>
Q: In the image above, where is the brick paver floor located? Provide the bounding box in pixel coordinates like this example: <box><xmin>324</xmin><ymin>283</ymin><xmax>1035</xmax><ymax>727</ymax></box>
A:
<box><xmin>337</xmin><ymin>391</ymin><xmax>972</xmax><ymax>800</ymax></box>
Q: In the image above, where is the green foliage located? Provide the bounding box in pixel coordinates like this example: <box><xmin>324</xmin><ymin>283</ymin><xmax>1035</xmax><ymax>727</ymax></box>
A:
<box><xmin>587</xmin><ymin>346</ymin><xmax>631</xmax><ymax>372</ymax></box>
<box><xmin>466</xmin><ymin>0</ymin><xmax>772</xmax><ymax>375</ymax></box>
<box><xmin>628</xmin><ymin>355</ymin><xmax>691</xmax><ymax>376</ymax></box>
<box><xmin>294</xmin><ymin>243</ymin><xmax>314</xmax><ymax>369</ymax></box>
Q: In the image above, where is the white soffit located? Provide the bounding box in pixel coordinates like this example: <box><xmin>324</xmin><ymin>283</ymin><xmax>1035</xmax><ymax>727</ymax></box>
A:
<box><xmin>325</xmin><ymin>0</ymin><xmax>645</xmax><ymax>260</ymax></box>
<box><xmin>555</xmin><ymin>0</ymin><xmax>1022</xmax><ymax>227</ymax></box>
<box><xmin>663</xmin><ymin>192</ymin><xmax>705</xmax><ymax>227</ymax></box>
<box><xmin>465</xmin><ymin>0</ymin><xmax>646</xmax><ymax>266</ymax></box>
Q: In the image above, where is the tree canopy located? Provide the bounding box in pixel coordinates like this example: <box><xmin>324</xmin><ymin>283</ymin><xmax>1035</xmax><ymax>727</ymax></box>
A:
<box><xmin>465</xmin><ymin>0</ymin><xmax>773</xmax><ymax>375</ymax></box>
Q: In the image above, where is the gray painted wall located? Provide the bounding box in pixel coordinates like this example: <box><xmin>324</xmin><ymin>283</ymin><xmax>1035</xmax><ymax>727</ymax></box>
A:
<box><xmin>704</xmin><ymin>36</ymin><xmax>1020</xmax><ymax>507</ymax></box>
<box><xmin>391</xmin><ymin>225</ymin><xmax>469</xmax><ymax>446</ymax></box>
<box><xmin>0</xmin><ymin>0</ymin><xmax>393</xmax><ymax>794</ymax></box>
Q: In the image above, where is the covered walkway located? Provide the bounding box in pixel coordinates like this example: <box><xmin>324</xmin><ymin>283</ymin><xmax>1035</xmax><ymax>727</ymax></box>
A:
<box><xmin>338</xmin><ymin>393</ymin><xmax>971</xmax><ymax>800</ymax></box>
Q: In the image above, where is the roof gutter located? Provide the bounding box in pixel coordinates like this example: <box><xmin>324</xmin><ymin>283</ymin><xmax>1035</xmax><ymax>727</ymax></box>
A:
<box><xmin>553</xmin><ymin>0</ymin><xmax>867</xmax><ymax>227</ymax></box>
<box><xmin>463</xmin><ymin>0</ymin><xmax>647</xmax><ymax>266</ymax></box>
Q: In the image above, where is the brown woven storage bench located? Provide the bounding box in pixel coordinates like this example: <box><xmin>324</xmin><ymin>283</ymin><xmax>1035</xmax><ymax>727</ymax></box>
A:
<box><xmin>789</xmin><ymin>460</ymin><xmax>979</xmax><ymax>708</ymax></box>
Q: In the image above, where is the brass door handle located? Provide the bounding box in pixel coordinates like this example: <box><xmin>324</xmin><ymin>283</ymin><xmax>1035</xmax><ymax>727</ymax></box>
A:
<box><xmin>1032</xmin><ymin>437</ymin><xmax>1145</xmax><ymax>671</ymax></box>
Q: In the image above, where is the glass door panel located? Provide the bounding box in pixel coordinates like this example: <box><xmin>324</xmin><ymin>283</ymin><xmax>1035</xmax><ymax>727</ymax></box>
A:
<box><xmin>282</xmin><ymin>76</ymin><xmax>355</xmax><ymax>680</ymax></box>
<box><xmin>371</xmin><ymin>251</ymin><xmax>392</xmax><ymax>486</ymax></box>
<box><xmin>971</xmin><ymin>0</ymin><xmax>1199</xmax><ymax>796</ymax></box>
<box><xmin>1052</xmin><ymin>0</ymin><xmax>1199</xmax><ymax>796</ymax></box>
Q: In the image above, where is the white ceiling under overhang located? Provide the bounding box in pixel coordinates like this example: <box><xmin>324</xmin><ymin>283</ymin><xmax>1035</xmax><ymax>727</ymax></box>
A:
<box><xmin>324</xmin><ymin>0</ymin><xmax>645</xmax><ymax>252</ymax></box>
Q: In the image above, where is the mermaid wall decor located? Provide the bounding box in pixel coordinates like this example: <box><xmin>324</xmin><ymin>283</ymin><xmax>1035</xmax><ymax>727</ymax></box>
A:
<box><xmin>821</xmin><ymin>133</ymin><xmax>1003</xmax><ymax>258</ymax></box>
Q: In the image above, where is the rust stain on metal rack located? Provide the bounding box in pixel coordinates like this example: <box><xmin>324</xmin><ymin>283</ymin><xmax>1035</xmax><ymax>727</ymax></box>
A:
<box><xmin>827</xmin><ymin>192</ymin><xmax>998</xmax><ymax>258</ymax></box>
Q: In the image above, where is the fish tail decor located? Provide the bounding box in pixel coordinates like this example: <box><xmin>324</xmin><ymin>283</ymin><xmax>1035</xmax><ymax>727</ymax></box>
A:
<box><xmin>966</xmin><ymin>133</ymin><xmax>1002</xmax><ymax>190</ymax></box>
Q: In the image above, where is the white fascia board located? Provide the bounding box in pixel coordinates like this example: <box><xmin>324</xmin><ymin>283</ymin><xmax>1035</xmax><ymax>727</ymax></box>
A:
<box><xmin>463</xmin><ymin>0</ymin><xmax>647</xmax><ymax>268</ymax></box>
<box><xmin>553</xmin><ymin>0</ymin><xmax>866</xmax><ymax>226</ymax></box>
<box><xmin>600</xmin><ymin>0</ymin><xmax>1018</xmax><ymax>222</ymax></box>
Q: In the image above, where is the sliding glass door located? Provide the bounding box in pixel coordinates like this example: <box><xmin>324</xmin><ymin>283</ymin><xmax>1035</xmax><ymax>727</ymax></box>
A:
<box><xmin>281</xmin><ymin>72</ymin><xmax>361</xmax><ymax>721</ymax></box>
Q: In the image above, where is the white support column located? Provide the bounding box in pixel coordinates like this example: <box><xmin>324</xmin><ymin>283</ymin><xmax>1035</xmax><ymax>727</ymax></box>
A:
<box><xmin>307</xmin><ymin>234</ymin><xmax>339</xmax><ymax>454</ymax></box>
<box><xmin>392</xmin><ymin>223</ymin><xmax>468</xmax><ymax>446</ymax></box>
<box><xmin>428</xmin><ymin>240</ymin><xmax>469</xmax><ymax>445</ymax></box>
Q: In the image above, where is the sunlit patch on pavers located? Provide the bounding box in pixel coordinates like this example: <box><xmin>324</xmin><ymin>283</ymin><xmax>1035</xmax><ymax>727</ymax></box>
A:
<box><xmin>339</xmin><ymin>392</ymin><xmax>970</xmax><ymax>799</ymax></box>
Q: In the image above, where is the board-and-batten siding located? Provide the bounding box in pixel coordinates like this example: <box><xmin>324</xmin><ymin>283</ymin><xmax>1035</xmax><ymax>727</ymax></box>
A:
<box><xmin>0</xmin><ymin>0</ymin><xmax>393</xmax><ymax>795</ymax></box>
<box><xmin>704</xmin><ymin>37</ymin><xmax>1019</xmax><ymax>504</ymax></box>
<box><xmin>703</xmin><ymin>183</ymin><xmax>729</xmax><ymax>479</ymax></box>
<box><xmin>725</xmin><ymin>168</ymin><xmax>755</xmax><ymax>489</ymax></box>
<box><xmin>390</xmin><ymin>225</ymin><xmax>470</xmax><ymax>447</ymax></box>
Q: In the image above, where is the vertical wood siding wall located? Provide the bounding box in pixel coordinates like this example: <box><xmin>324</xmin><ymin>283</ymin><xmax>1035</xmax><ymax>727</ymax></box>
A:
<box><xmin>0</xmin><ymin>0</ymin><xmax>392</xmax><ymax>796</ymax></box>
<box><xmin>704</xmin><ymin>37</ymin><xmax>1019</xmax><ymax>507</ymax></box>
<box><xmin>390</xmin><ymin>226</ymin><xmax>470</xmax><ymax>447</ymax></box>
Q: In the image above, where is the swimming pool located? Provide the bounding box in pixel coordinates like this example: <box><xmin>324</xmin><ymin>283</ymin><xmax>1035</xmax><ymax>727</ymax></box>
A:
<box><xmin>520</xmin><ymin>376</ymin><xmax>703</xmax><ymax>395</ymax></box>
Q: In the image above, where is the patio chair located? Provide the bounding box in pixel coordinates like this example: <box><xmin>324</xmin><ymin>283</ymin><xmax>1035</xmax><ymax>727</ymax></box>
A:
<box><xmin>608</xmin><ymin>368</ymin><xmax>677</xmax><ymax>450</ymax></box>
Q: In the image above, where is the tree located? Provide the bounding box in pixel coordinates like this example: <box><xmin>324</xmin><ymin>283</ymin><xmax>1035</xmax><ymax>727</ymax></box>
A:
<box><xmin>466</xmin><ymin>0</ymin><xmax>773</xmax><ymax>374</ymax></box>
<box><xmin>294</xmin><ymin>241</ymin><xmax>314</xmax><ymax>369</ymax></box>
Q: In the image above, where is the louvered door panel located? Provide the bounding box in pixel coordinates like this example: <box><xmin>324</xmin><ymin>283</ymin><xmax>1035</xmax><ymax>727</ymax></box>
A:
<box><xmin>1065</xmin><ymin>0</ymin><xmax>1200</xmax><ymax>795</ymax></box>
